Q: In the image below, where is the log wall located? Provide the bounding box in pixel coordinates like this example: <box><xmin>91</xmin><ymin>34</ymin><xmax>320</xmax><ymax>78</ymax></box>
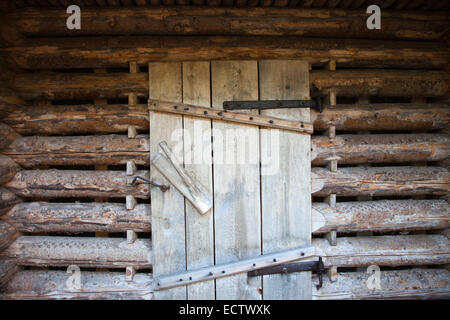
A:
<box><xmin>0</xmin><ymin>4</ymin><xmax>449</xmax><ymax>300</ymax></box>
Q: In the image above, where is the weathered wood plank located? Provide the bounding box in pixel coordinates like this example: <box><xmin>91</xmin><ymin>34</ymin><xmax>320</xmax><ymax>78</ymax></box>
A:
<box><xmin>314</xmin><ymin>234</ymin><xmax>450</xmax><ymax>268</ymax></box>
<box><xmin>311</xmin><ymin>134</ymin><xmax>450</xmax><ymax>165</ymax></box>
<box><xmin>313</xmin><ymin>199</ymin><xmax>450</xmax><ymax>234</ymax></box>
<box><xmin>312</xmin><ymin>166</ymin><xmax>449</xmax><ymax>197</ymax></box>
<box><xmin>10</xmin><ymin>72</ymin><xmax>148</xmax><ymax>100</ymax></box>
<box><xmin>0</xmin><ymin>155</ymin><xmax>21</xmax><ymax>186</ymax></box>
<box><xmin>2</xmin><ymin>104</ymin><xmax>149</xmax><ymax>135</ymax></box>
<box><xmin>259</xmin><ymin>60</ymin><xmax>311</xmax><ymax>299</ymax></box>
<box><xmin>310</xmin><ymin>70</ymin><xmax>449</xmax><ymax>97</ymax></box>
<box><xmin>4</xmin><ymin>202</ymin><xmax>151</xmax><ymax>233</ymax></box>
<box><xmin>1</xmin><ymin>270</ymin><xmax>153</xmax><ymax>300</ymax></box>
<box><xmin>2</xmin><ymin>134</ymin><xmax>150</xmax><ymax>167</ymax></box>
<box><xmin>313</xmin><ymin>269</ymin><xmax>450</xmax><ymax>300</ymax></box>
<box><xmin>12</xmin><ymin>7</ymin><xmax>449</xmax><ymax>41</ymax></box>
<box><xmin>211</xmin><ymin>61</ymin><xmax>261</xmax><ymax>300</ymax></box>
<box><xmin>0</xmin><ymin>188</ymin><xmax>21</xmax><ymax>216</ymax></box>
<box><xmin>181</xmin><ymin>61</ymin><xmax>215</xmax><ymax>299</ymax></box>
<box><xmin>311</xmin><ymin>104</ymin><xmax>450</xmax><ymax>132</ymax></box>
<box><xmin>4</xmin><ymin>169</ymin><xmax>150</xmax><ymax>199</ymax></box>
<box><xmin>149</xmin><ymin>62</ymin><xmax>186</xmax><ymax>300</ymax></box>
<box><xmin>0</xmin><ymin>123</ymin><xmax>21</xmax><ymax>151</ymax></box>
<box><xmin>3</xmin><ymin>36</ymin><xmax>447</xmax><ymax>69</ymax></box>
<box><xmin>0</xmin><ymin>259</ymin><xmax>19</xmax><ymax>288</ymax></box>
<box><xmin>148</xmin><ymin>100</ymin><xmax>313</xmax><ymax>133</ymax></box>
<box><xmin>0</xmin><ymin>222</ymin><xmax>19</xmax><ymax>252</ymax></box>
<box><xmin>1</xmin><ymin>236</ymin><xmax>152</xmax><ymax>269</ymax></box>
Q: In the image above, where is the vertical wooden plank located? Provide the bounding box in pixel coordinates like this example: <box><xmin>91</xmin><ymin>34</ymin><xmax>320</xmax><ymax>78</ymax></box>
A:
<box><xmin>259</xmin><ymin>60</ymin><xmax>312</xmax><ymax>299</ymax></box>
<box><xmin>211</xmin><ymin>61</ymin><xmax>262</xmax><ymax>300</ymax></box>
<box><xmin>149</xmin><ymin>62</ymin><xmax>186</xmax><ymax>300</ymax></box>
<box><xmin>182</xmin><ymin>61</ymin><xmax>215</xmax><ymax>300</ymax></box>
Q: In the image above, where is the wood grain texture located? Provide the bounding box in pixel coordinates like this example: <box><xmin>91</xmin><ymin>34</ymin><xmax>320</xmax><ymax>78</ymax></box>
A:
<box><xmin>0</xmin><ymin>259</ymin><xmax>19</xmax><ymax>288</ymax></box>
<box><xmin>4</xmin><ymin>202</ymin><xmax>151</xmax><ymax>233</ymax></box>
<box><xmin>313</xmin><ymin>199</ymin><xmax>450</xmax><ymax>233</ymax></box>
<box><xmin>12</xmin><ymin>7</ymin><xmax>449</xmax><ymax>40</ymax></box>
<box><xmin>311</xmin><ymin>166</ymin><xmax>449</xmax><ymax>197</ymax></box>
<box><xmin>0</xmin><ymin>188</ymin><xmax>21</xmax><ymax>216</ymax></box>
<box><xmin>5</xmin><ymin>169</ymin><xmax>150</xmax><ymax>199</ymax></box>
<box><xmin>311</xmin><ymin>134</ymin><xmax>450</xmax><ymax>165</ymax></box>
<box><xmin>0</xmin><ymin>221</ymin><xmax>19</xmax><ymax>252</ymax></box>
<box><xmin>2</xmin><ymin>270</ymin><xmax>153</xmax><ymax>300</ymax></box>
<box><xmin>0</xmin><ymin>155</ymin><xmax>21</xmax><ymax>186</ymax></box>
<box><xmin>182</xmin><ymin>61</ymin><xmax>215</xmax><ymax>300</ymax></box>
<box><xmin>3</xmin><ymin>36</ymin><xmax>447</xmax><ymax>69</ymax></box>
<box><xmin>1</xmin><ymin>236</ymin><xmax>152</xmax><ymax>269</ymax></box>
<box><xmin>259</xmin><ymin>60</ymin><xmax>311</xmax><ymax>299</ymax></box>
<box><xmin>313</xmin><ymin>269</ymin><xmax>450</xmax><ymax>300</ymax></box>
<box><xmin>2</xmin><ymin>104</ymin><xmax>149</xmax><ymax>135</ymax></box>
<box><xmin>0</xmin><ymin>123</ymin><xmax>20</xmax><ymax>151</ymax></box>
<box><xmin>211</xmin><ymin>61</ymin><xmax>261</xmax><ymax>300</ymax></box>
<box><xmin>149</xmin><ymin>62</ymin><xmax>186</xmax><ymax>300</ymax></box>
<box><xmin>313</xmin><ymin>234</ymin><xmax>450</xmax><ymax>268</ymax></box>
<box><xmin>2</xmin><ymin>134</ymin><xmax>150</xmax><ymax>167</ymax></box>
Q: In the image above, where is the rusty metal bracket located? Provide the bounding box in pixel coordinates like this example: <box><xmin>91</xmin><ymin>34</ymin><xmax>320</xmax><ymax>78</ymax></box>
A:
<box><xmin>248</xmin><ymin>256</ymin><xmax>325</xmax><ymax>290</ymax></box>
<box><xmin>131</xmin><ymin>176</ymin><xmax>170</xmax><ymax>192</ymax></box>
<box><xmin>223</xmin><ymin>85</ymin><xmax>323</xmax><ymax>113</ymax></box>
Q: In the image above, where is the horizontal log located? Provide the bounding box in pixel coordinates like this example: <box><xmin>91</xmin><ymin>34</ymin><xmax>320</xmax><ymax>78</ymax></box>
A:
<box><xmin>2</xmin><ymin>103</ymin><xmax>149</xmax><ymax>135</ymax></box>
<box><xmin>4</xmin><ymin>202</ymin><xmax>151</xmax><ymax>233</ymax></box>
<box><xmin>313</xmin><ymin>269</ymin><xmax>450</xmax><ymax>300</ymax></box>
<box><xmin>10</xmin><ymin>72</ymin><xmax>148</xmax><ymax>100</ymax></box>
<box><xmin>12</xmin><ymin>7</ymin><xmax>448</xmax><ymax>41</ymax></box>
<box><xmin>3</xmin><ymin>103</ymin><xmax>449</xmax><ymax>136</ymax></box>
<box><xmin>0</xmin><ymin>222</ymin><xmax>19</xmax><ymax>252</ymax></box>
<box><xmin>313</xmin><ymin>199</ymin><xmax>450</xmax><ymax>234</ymax></box>
<box><xmin>311</xmin><ymin>134</ymin><xmax>450</xmax><ymax>166</ymax></box>
<box><xmin>0</xmin><ymin>155</ymin><xmax>21</xmax><ymax>186</ymax></box>
<box><xmin>8</xmin><ymin>69</ymin><xmax>449</xmax><ymax>102</ymax></box>
<box><xmin>1</xmin><ymin>236</ymin><xmax>152</xmax><ymax>269</ymax></box>
<box><xmin>0</xmin><ymin>188</ymin><xmax>21</xmax><ymax>216</ymax></box>
<box><xmin>4</xmin><ymin>169</ymin><xmax>150</xmax><ymax>199</ymax></box>
<box><xmin>0</xmin><ymin>123</ymin><xmax>20</xmax><ymax>151</ymax></box>
<box><xmin>0</xmin><ymin>259</ymin><xmax>19</xmax><ymax>288</ymax></box>
<box><xmin>2</xmin><ymin>134</ymin><xmax>150</xmax><ymax>167</ymax></box>
<box><xmin>3</xmin><ymin>132</ymin><xmax>448</xmax><ymax>168</ymax></box>
<box><xmin>1</xmin><ymin>270</ymin><xmax>153</xmax><ymax>300</ymax></box>
<box><xmin>312</xmin><ymin>166</ymin><xmax>449</xmax><ymax>197</ymax></box>
<box><xmin>313</xmin><ymin>234</ymin><xmax>450</xmax><ymax>268</ymax></box>
<box><xmin>3</xmin><ymin>36</ymin><xmax>447</xmax><ymax>69</ymax></box>
<box><xmin>310</xmin><ymin>70</ymin><xmax>449</xmax><ymax>97</ymax></box>
<box><xmin>311</xmin><ymin>104</ymin><xmax>450</xmax><ymax>132</ymax></box>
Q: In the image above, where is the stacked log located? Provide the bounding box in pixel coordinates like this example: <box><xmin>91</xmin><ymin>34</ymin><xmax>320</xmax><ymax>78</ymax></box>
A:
<box><xmin>1</xmin><ymin>236</ymin><xmax>152</xmax><ymax>269</ymax></box>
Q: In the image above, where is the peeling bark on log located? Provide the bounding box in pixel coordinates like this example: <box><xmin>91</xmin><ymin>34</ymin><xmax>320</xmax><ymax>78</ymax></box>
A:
<box><xmin>12</xmin><ymin>7</ymin><xmax>449</xmax><ymax>41</ymax></box>
<box><xmin>1</xmin><ymin>236</ymin><xmax>152</xmax><ymax>269</ymax></box>
<box><xmin>0</xmin><ymin>123</ymin><xmax>20</xmax><ymax>151</ymax></box>
<box><xmin>10</xmin><ymin>72</ymin><xmax>148</xmax><ymax>100</ymax></box>
<box><xmin>311</xmin><ymin>134</ymin><xmax>450</xmax><ymax>166</ymax></box>
<box><xmin>0</xmin><ymin>221</ymin><xmax>19</xmax><ymax>252</ymax></box>
<box><xmin>4</xmin><ymin>202</ymin><xmax>151</xmax><ymax>233</ymax></box>
<box><xmin>313</xmin><ymin>234</ymin><xmax>450</xmax><ymax>268</ymax></box>
<box><xmin>311</xmin><ymin>104</ymin><xmax>450</xmax><ymax>132</ymax></box>
<box><xmin>313</xmin><ymin>269</ymin><xmax>450</xmax><ymax>300</ymax></box>
<box><xmin>0</xmin><ymin>259</ymin><xmax>19</xmax><ymax>288</ymax></box>
<box><xmin>2</xmin><ymin>36</ymin><xmax>447</xmax><ymax>69</ymax></box>
<box><xmin>1</xmin><ymin>270</ymin><xmax>153</xmax><ymax>300</ymax></box>
<box><xmin>0</xmin><ymin>155</ymin><xmax>21</xmax><ymax>186</ymax></box>
<box><xmin>313</xmin><ymin>199</ymin><xmax>450</xmax><ymax>234</ymax></box>
<box><xmin>1</xmin><ymin>104</ymin><xmax>149</xmax><ymax>135</ymax></box>
<box><xmin>310</xmin><ymin>70</ymin><xmax>449</xmax><ymax>97</ymax></box>
<box><xmin>4</xmin><ymin>169</ymin><xmax>150</xmax><ymax>199</ymax></box>
<box><xmin>7</xmin><ymin>70</ymin><xmax>449</xmax><ymax>100</ymax></box>
<box><xmin>0</xmin><ymin>188</ymin><xmax>21</xmax><ymax>216</ymax></box>
<box><xmin>2</xmin><ymin>134</ymin><xmax>150</xmax><ymax>167</ymax></box>
<box><xmin>3</xmin><ymin>103</ymin><xmax>448</xmax><ymax>135</ymax></box>
<box><xmin>312</xmin><ymin>166</ymin><xmax>449</xmax><ymax>197</ymax></box>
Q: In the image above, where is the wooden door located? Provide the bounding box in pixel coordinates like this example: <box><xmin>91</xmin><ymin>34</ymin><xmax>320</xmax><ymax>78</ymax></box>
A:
<box><xmin>149</xmin><ymin>60</ymin><xmax>312</xmax><ymax>300</ymax></box>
